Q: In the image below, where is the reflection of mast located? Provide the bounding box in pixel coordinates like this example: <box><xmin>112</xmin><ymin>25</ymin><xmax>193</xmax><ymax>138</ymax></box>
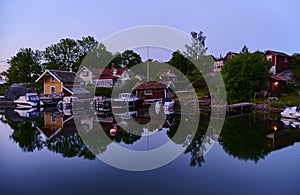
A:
<box><xmin>147</xmin><ymin>46</ymin><xmax>150</xmax><ymax>82</ymax></box>
<box><xmin>147</xmin><ymin>46</ymin><xmax>150</xmax><ymax>150</ymax></box>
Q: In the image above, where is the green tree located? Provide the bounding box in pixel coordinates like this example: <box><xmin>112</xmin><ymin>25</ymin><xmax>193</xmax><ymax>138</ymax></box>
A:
<box><xmin>112</xmin><ymin>50</ymin><xmax>142</xmax><ymax>69</ymax></box>
<box><xmin>221</xmin><ymin>51</ymin><xmax>271</xmax><ymax>103</ymax></box>
<box><xmin>44</xmin><ymin>36</ymin><xmax>104</xmax><ymax>72</ymax></box>
<box><xmin>44</xmin><ymin>38</ymin><xmax>80</xmax><ymax>71</ymax></box>
<box><xmin>168</xmin><ymin>50</ymin><xmax>191</xmax><ymax>76</ymax></box>
<box><xmin>183</xmin><ymin>31</ymin><xmax>208</xmax><ymax>61</ymax></box>
<box><xmin>7</xmin><ymin>48</ymin><xmax>42</xmax><ymax>83</ymax></box>
<box><xmin>291</xmin><ymin>53</ymin><xmax>300</xmax><ymax>82</ymax></box>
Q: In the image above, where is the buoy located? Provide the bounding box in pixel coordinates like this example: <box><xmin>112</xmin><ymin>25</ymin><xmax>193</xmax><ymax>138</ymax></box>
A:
<box><xmin>110</xmin><ymin>128</ymin><xmax>117</xmax><ymax>136</ymax></box>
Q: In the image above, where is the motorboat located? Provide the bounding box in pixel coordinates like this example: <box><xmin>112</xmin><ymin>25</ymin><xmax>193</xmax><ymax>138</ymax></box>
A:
<box><xmin>280</xmin><ymin>106</ymin><xmax>300</xmax><ymax>120</ymax></box>
<box><xmin>13</xmin><ymin>93</ymin><xmax>44</xmax><ymax>108</ymax></box>
<box><xmin>57</xmin><ymin>96</ymin><xmax>76</xmax><ymax>110</ymax></box>
<box><xmin>111</xmin><ymin>93</ymin><xmax>140</xmax><ymax>108</ymax></box>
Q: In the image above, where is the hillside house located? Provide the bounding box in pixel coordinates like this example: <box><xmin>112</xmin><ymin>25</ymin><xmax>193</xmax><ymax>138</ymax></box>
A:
<box><xmin>264</xmin><ymin>50</ymin><xmax>291</xmax><ymax>75</ymax></box>
<box><xmin>78</xmin><ymin>64</ymin><xmax>130</xmax><ymax>88</ymax></box>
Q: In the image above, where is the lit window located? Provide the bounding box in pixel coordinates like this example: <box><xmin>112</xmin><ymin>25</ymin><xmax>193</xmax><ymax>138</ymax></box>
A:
<box><xmin>144</xmin><ymin>90</ymin><xmax>152</xmax><ymax>95</ymax></box>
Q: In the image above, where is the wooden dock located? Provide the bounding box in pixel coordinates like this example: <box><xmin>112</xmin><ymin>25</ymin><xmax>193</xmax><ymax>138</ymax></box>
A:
<box><xmin>226</xmin><ymin>102</ymin><xmax>255</xmax><ymax>118</ymax></box>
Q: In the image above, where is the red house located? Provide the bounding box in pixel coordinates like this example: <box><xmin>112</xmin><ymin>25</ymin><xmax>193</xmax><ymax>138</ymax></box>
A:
<box><xmin>224</xmin><ymin>51</ymin><xmax>239</xmax><ymax>61</ymax></box>
<box><xmin>264</xmin><ymin>50</ymin><xmax>291</xmax><ymax>74</ymax></box>
<box><xmin>133</xmin><ymin>81</ymin><xmax>175</xmax><ymax>100</ymax></box>
<box><xmin>269</xmin><ymin>75</ymin><xmax>287</xmax><ymax>95</ymax></box>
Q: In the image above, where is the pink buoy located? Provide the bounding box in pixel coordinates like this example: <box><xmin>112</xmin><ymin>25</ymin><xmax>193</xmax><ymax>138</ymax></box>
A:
<box><xmin>110</xmin><ymin>128</ymin><xmax>117</xmax><ymax>136</ymax></box>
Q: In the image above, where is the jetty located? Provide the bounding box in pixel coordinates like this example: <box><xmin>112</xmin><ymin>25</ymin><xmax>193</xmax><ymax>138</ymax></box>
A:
<box><xmin>226</xmin><ymin>102</ymin><xmax>255</xmax><ymax>118</ymax></box>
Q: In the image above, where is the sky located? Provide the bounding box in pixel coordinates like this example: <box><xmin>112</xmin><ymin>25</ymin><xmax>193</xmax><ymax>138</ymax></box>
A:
<box><xmin>0</xmin><ymin>0</ymin><xmax>300</xmax><ymax>71</ymax></box>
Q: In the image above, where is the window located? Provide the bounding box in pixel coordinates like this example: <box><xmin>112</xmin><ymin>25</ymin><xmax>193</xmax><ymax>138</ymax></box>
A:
<box><xmin>284</xmin><ymin>58</ymin><xmax>288</xmax><ymax>63</ymax></box>
<box><xmin>51</xmin><ymin>115</ymin><xmax>56</xmax><ymax>123</ymax></box>
<box><xmin>51</xmin><ymin>76</ymin><xmax>55</xmax><ymax>82</ymax></box>
<box><xmin>82</xmin><ymin>70</ymin><xmax>89</xmax><ymax>77</ymax></box>
<box><xmin>267</xmin><ymin>56</ymin><xmax>272</xmax><ymax>61</ymax></box>
<box><xmin>50</xmin><ymin>86</ymin><xmax>56</xmax><ymax>94</ymax></box>
<box><xmin>144</xmin><ymin>90</ymin><xmax>152</xmax><ymax>95</ymax></box>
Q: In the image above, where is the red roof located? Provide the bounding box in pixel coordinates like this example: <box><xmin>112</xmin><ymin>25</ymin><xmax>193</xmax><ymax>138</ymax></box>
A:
<box><xmin>270</xmin><ymin>75</ymin><xmax>287</xmax><ymax>81</ymax></box>
<box><xmin>265</xmin><ymin>50</ymin><xmax>290</xmax><ymax>57</ymax></box>
<box><xmin>99</xmin><ymin>67</ymin><xmax>126</xmax><ymax>79</ymax></box>
<box><xmin>134</xmin><ymin>82</ymin><xmax>168</xmax><ymax>90</ymax></box>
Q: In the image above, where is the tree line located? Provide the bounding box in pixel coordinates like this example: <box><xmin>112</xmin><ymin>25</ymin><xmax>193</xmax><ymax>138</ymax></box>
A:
<box><xmin>6</xmin><ymin>36</ymin><xmax>142</xmax><ymax>84</ymax></box>
<box><xmin>5</xmin><ymin>32</ymin><xmax>300</xmax><ymax>103</ymax></box>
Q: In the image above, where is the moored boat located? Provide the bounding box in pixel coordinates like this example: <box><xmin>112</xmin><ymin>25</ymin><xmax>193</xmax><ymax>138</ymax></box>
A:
<box><xmin>280</xmin><ymin>105</ymin><xmax>300</xmax><ymax>120</ymax></box>
<box><xmin>111</xmin><ymin>93</ymin><xmax>141</xmax><ymax>109</ymax></box>
<box><xmin>13</xmin><ymin>93</ymin><xmax>44</xmax><ymax>108</ymax></box>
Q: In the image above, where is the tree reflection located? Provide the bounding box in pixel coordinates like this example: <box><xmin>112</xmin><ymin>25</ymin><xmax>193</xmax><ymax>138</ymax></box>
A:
<box><xmin>219</xmin><ymin>114</ymin><xmax>273</xmax><ymax>162</ymax></box>
<box><xmin>167</xmin><ymin>113</ymin><xmax>211</xmax><ymax>167</ymax></box>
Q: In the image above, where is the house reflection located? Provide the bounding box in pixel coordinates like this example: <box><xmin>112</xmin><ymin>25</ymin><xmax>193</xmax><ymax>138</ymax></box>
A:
<box><xmin>266</xmin><ymin>118</ymin><xmax>300</xmax><ymax>151</ymax></box>
<box><xmin>36</xmin><ymin>110</ymin><xmax>75</xmax><ymax>140</ymax></box>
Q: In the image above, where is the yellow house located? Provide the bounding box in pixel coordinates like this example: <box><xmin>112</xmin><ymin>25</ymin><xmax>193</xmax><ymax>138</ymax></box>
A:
<box><xmin>35</xmin><ymin>69</ymin><xmax>89</xmax><ymax>97</ymax></box>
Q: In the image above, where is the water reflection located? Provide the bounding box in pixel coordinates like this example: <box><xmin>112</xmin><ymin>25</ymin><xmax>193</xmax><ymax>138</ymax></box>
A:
<box><xmin>1</xmin><ymin>106</ymin><xmax>300</xmax><ymax>167</ymax></box>
<box><xmin>220</xmin><ymin>114</ymin><xmax>300</xmax><ymax>162</ymax></box>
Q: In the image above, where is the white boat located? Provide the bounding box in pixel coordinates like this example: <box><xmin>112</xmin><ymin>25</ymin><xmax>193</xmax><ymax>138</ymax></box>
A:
<box><xmin>280</xmin><ymin>106</ymin><xmax>300</xmax><ymax>119</ymax></box>
<box><xmin>155</xmin><ymin>98</ymin><xmax>175</xmax><ymax>112</ymax></box>
<box><xmin>57</xmin><ymin>96</ymin><xmax>75</xmax><ymax>110</ymax></box>
<box><xmin>112</xmin><ymin>93</ymin><xmax>139</xmax><ymax>102</ymax></box>
<box><xmin>13</xmin><ymin>93</ymin><xmax>44</xmax><ymax>108</ymax></box>
<box><xmin>111</xmin><ymin>93</ymin><xmax>140</xmax><ymax>108</ymax></box>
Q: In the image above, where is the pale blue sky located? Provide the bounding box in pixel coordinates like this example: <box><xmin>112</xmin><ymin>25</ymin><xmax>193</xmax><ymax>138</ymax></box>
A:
<box><xmin>0</xmin><ymin>0</ymin><xmax>299</xmax><ymax>63</ymax></box>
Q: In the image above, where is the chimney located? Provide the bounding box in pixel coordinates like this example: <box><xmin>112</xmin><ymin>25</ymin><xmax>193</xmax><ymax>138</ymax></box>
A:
<box><xmin>111</xmin><ymin>63</ymin><xmax>115</xmax><ymax>69</ymax></box>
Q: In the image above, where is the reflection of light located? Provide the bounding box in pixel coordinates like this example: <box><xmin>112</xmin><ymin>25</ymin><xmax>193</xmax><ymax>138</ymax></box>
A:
<box><xmin>110</xmin><ymin>128</ymin><xmax>117</xmax><ymax>136</ymax></box>
<box><xmin>273</xmin><ymin>125</ymin><xmax>277</xmax><ymax>131</ymax></box>
<box><xmin>273</xmin><ymin>82</ymin><xmax>279</xmax><ymax>87</ymax></box>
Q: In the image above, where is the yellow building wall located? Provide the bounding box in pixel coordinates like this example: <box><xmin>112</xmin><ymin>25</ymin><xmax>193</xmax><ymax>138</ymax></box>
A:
<box><xmin>43</xmin><ymin>75</ymin><xmax>63</xmax><ymax>95</ymax></box>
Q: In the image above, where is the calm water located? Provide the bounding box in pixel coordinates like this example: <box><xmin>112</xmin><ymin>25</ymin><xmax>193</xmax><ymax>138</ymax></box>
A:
<box><xmin>0</xmin><ymin>107</ymin><xmax>300</xmax><ymax>195</ymax></box>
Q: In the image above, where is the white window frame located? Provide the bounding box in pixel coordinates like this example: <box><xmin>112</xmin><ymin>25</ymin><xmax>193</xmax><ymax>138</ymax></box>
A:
<box><xmin>51</xmin><ymin>76</ymin><xmax>55</xmax><ymax>82</ymax></box>
<box><xmin>144</xmin><ymin>90</ymin><xmax>152</xmax><ymax>95</ymax></box>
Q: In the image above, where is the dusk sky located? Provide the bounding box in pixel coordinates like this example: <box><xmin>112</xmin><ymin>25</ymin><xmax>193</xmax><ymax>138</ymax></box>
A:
<box><xmin>0</xmin><ymin>0</ymin><xmax>299</xmax><ymax>68</ymax></box>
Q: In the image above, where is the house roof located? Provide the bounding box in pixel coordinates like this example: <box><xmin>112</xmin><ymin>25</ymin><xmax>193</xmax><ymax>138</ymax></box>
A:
<box><xmin>265</xmin><ymin>50</ymin><xmax>290</xmax><ymax>57</ymax></box>
<box><xmin>99</xmin><ymin>67</ymin><xmax>127</xmax><ymax>79</ymax></box>
<box><xmin>63</xmin><ymin>86</ymin><xmax>90</xmax><ymax>95</ymax></box>
<box><xmin>270</xmin><ymin>75</ymin><xmax>287</xmax><ymax>82</ymax></box>
<box><xmin>133</xmin><ymin>81</ymin><xmax>175</xmax><ymax>90</ymax></box>
<box><xmin>36</xmin><ymin>69</ymin><xmax>83</xmax><ymax>83</ymax></box>
<box><xmin>224</xmin><ymin>51</ymin><xmax>239</xmax><ymax>60</ymax></box>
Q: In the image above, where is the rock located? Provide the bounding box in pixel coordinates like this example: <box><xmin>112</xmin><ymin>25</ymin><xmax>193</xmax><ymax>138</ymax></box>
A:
<box><xmin>4</xmin><ymin>83</ymin><xmax>36</xmax><ymax>101</ymax></box>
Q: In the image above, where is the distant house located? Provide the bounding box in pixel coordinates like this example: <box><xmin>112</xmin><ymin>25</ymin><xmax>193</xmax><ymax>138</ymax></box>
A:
<box><xmin>224</xmin><ymin>51</ymin><xmax>239</xmax><ymax>61</ymax></box>
<box><xmin>159</xmin><ymin>69</ymin><xmax>177</xmax><ymax>81</ymax></box>
<box><xmin>264</xmin><ymin>50</ymin><xmax>291</xmax><ymax>75</ymax></box>
<box><xmin>77</xmin><ymin>66</ymin><xmax>101</xmax><ymax>86</ymax></box>
<box><xmin>133</xmin><ymin>81</ymin><xmax>175</xmax><ymax>100</ymax></box>
<box><xmin>35</xmin><ymin>69</ymin><xmax>90</xmax><ymax>97</ymax></box>
<box><xmin>213</xmin><ymin>59</ymin><xmax>224</xmax><ymax>72</ymax></box>
<box><xmin>269</xmin><ymin>75</ymin><xmax>287</xmax><ymax>95</ymax></box>
<box><xmin>0</xmin><ymin>75</ymin><xmax>8</xmax><ymax>85</ymax></box>
<box><xmin>78</xmin><ymin>64</ymin><xmax>130</xmax><ymax>88</ymax></box>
